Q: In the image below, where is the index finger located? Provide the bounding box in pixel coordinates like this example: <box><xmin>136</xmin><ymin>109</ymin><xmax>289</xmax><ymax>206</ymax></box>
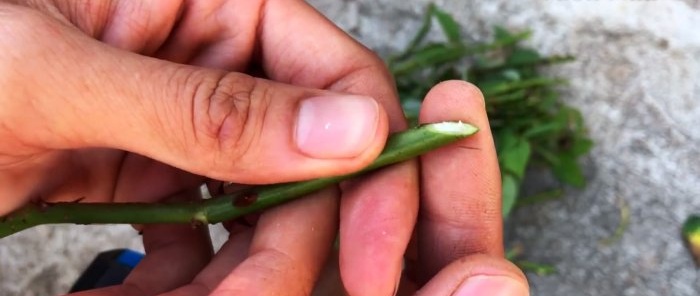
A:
<box><xmin>417</xmin><ymin>81</ymin><xmax>504</xmax><ymax>282</ymax></box>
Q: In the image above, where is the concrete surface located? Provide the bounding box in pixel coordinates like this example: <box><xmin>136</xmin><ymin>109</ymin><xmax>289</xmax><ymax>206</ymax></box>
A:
<box><xmin>1</xmin><ymin>0</ymin><xmax>700</xmax><ymax>295</ymax></box>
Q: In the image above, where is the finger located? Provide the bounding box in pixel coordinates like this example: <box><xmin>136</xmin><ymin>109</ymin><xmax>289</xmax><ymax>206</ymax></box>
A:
<box><xmin>69</xmin><ymin>191</ymin><xmax>213</xmax><ymax>296</ymax></box>
<box><xmin>12</xmin><ymin>0</ymin><xmax>183</xmax><ymax>54</ymax></box>
<box><xmin>164</xmin><ymin>229</ymin><xmax>254</xmax><ymax>296</ymax></box>
<box><xmin>337</xmin><ymin>163</ymin><xmax>418</xmax><ymax>296</ymax></box>
<box><xmin>414</xmin><ymin>254</ymin><xmax>529</xmax><ymax>296</ymax></box>
<box><xmin>209</xmin><ymin>187</ymin><xmax>339</xmax><ymax>295</ymax></box>
<box><xmin>417</xmin><ymin>81</ymin><xmax>503</xmax><ymax>281</ymax></box>
<box><xmin>0</xmin><ymin>6</ymin><xmax>388</xmax><ymax>184</ymax></box>
<box><xmin>155</xmin><ymin>0</ymin><xmax>261</xmax><ymax>70</ymax></box>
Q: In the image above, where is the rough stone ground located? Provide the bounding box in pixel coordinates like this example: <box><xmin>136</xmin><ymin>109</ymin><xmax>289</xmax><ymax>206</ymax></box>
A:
<box><xmin>1</xmin><ymin>0</ymin><xmax>699</xmax><ymax>295</ymax></box>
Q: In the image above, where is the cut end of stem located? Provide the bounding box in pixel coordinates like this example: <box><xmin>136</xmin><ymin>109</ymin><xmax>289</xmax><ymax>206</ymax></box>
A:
<box><xmin>425</xmin><ymin>121</ymin><xmax>479</xmax><ymax>136</ymax></box>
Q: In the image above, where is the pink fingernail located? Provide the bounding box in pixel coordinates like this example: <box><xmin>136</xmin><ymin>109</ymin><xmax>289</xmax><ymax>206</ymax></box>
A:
<box><xmin>454</xmin><ymin>275</ymin><xmax>529</xmax><ymax>296</ymax></box>
<box><xmin>295</xmin><ymin>95</ymin><xmax>379</xmax><ymax>159</ymax></box>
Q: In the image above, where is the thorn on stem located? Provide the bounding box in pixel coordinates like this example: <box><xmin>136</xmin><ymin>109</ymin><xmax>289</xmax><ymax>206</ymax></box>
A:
<box><xmin>233</xmin><ymin>192</ymin><xmax>259</xmax><ymax>207</ymax></box>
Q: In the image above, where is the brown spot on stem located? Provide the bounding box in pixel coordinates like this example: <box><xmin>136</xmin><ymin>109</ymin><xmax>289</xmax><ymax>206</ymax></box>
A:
<box><xmin>233</xmin><ymin>192</ymin><xmax>258</xmax><ymax>207</ymax></box>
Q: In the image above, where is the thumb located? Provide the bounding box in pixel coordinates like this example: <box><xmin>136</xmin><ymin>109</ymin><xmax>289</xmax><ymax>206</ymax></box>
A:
<box><xmin>416</xmin><ymin>254</ymin><xmax>530</xmax><ymax>296</ymax></box>
<box><xmin>0</xmin><ymin>6</ymin><xmax>388</xmax><ymax>183</ymax></box>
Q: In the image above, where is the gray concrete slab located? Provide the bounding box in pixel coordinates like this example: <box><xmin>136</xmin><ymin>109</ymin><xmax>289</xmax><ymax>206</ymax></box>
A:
<box><xmin>1</xmin><ymin>0</ymin><xmax>699</xmax><ymax>295</ymax></box>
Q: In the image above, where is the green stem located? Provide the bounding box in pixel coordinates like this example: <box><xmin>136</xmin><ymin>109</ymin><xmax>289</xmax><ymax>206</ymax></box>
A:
<box><xmin>390</xmin><ymin>31</ymin><xmax>531</xmax><ymax>77</ymax></box>
<box><xmin>0</xmin><ymin>121</ymin><xmax>478</xmax><ymax>238</ymax></box>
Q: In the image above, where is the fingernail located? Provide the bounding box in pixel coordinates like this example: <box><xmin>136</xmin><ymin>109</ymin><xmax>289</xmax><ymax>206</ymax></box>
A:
<box><xmin>454</xmin><ymin>275</ymin><xmax>529</xmax><ymax>296</ymax></box>
<box><xmin>295</xmin><ymin>95</ymin><xmax>379</xmax><ymax>159</ymax></box>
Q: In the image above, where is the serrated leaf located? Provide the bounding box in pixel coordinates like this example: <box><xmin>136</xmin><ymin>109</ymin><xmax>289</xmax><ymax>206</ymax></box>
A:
<box><xmin>432</xmin><ymin>6</ymin><xmax>462</xmax><ymax>44</ymax></box>
<box><xmin>502</xmin><ymin>174</ymin><xmax>519</xmax><ymax>218</ymax></box>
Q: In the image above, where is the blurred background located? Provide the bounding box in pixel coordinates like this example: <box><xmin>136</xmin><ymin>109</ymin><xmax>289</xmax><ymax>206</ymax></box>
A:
<box><xmin>1</xmin><ymin>0</ymin><xmax>699</xmax><ymax>295</ymax></box>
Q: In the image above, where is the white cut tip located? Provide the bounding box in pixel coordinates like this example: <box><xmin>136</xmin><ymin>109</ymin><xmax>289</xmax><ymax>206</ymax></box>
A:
<box><xmin>426</xmin><ymin>121</ymin><xmax>479</xmax><ymax>135</ymax></box>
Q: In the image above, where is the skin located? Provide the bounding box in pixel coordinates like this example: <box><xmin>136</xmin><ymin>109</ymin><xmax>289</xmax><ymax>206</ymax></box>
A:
<box><xmin>0</xmin><ymin>1</ymin><xmax>529</xmax><ymax>295</ymax></box>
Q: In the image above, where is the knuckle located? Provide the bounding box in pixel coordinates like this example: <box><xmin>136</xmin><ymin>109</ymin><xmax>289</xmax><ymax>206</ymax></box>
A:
<box><xmin>191</xmin><ymin>72</ymin><xmax>270</xmax><ymax>164</ymax></box>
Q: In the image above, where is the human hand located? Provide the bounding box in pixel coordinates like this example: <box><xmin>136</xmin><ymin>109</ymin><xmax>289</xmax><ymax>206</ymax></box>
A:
<box><xmin>0</xmin><ymin>0</ymin><xmax>415</xmax><ymax>295</ymax></box>
<box><xmin>311</xmin><ymin>81</ymin><xmax>529</xmax><ymax>296</ymax></box>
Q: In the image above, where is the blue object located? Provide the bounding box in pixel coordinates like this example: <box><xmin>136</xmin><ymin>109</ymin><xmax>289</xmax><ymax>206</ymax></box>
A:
<box><xmin>116</xmin><ymin>249</ymin><xmax>143</xmax><ymax>267</ymax></box>
<box><xmin>70</xmin><ymin>249</ymin><xmax>144</xmax><ymax>293</ymax></box>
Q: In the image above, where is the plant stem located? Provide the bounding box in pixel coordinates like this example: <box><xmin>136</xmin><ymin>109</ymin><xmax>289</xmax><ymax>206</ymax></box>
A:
<box><xmin>0</xmin><ymin>121</ymin><xmax>478</xmax><ymax>238</ymax></box>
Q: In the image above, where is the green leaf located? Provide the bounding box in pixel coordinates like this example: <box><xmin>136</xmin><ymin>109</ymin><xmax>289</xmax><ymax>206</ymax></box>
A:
<box><xmin>500</xmin><ymin>137</ymin><xmax>531</xmax><ymax>179</ymax></box>
<box><xmin>488</xmin><ymin>89</ymin><xmax>527</xmax><ymax>104</ymax></box>
<box><xmin>401</xmin><ymin>99</ymin><xmax>421</xmax><ymax>126</ymax></box>
<box><xmin>495</xmin><ymin>129</ymin><xmax>517</xmax><ymax>153</ymax></box>
<box><xmin>390</xmin><ymin>44</ymin><xmax>467</xmax><ymax>77</ymax></box>
<box><xmin>506</xmin><ymin>48</ymin><xmax>541</xmax><ymax>66</ymax></box>
<box><xmin>494</xmin><ymin>26</ymin><xmax>514</xmax><ymax>41</ymax></box>
<box><xmin>480</xmin><ymin>77</ymin><xmax>566</xmax><ymax>97</ymax></box>
<box><xmin>432</xmin><ymin>6</ymin><xmax>462</xmax><ymax>44</ymax></box>
<box><xmin>516</xmin><ymin>189</ymin><xmax>563</xmax><ymax>207</ymax></box>
<box><xmin>523</xmin><ymin>121</ymin><xmax>564</xmax><ymax>139</ymax></box>
<box><xmin>474</xmin><ymin>55</ymin><xmax>502</xmax><ymax>69</ymax></box>
<box><xmin>501</xmin><ymin>69</ymin><xmax>521</xmax><ymax>81</ymax></box>
<box><xmin>502</xmin><ymin>174</ymin><xmax>519</xmax><ymax>218</ymax></box>
<box><xmin>683</xmin><ymin>215</ymin><xmax>700</xmax><ymax>266</ymax></box>
<box><xmin>493</xmin><ymin>26</ymin><xmax>532</xmax><ymax>46</ymax></box>
<box><xmin>571</xmin><ymin>138</ymin><xmax>594</xmax><ymax>156</ymax></box>
<box><xmin>515</xmin><ymin>260</ymin><xmax>557</xmax><ymax>276</ymax></box>
<box><xmin>552</xmin><ymin>155</ymin><xmax>585</xmax><ymax>187</ymax></box>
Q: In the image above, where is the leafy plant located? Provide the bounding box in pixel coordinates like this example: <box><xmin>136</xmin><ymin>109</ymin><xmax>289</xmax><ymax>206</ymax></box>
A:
<box><xmin>388</xmin><ymin>4</ymin><xmax>593</xmax><ymax>218</ymax></box>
